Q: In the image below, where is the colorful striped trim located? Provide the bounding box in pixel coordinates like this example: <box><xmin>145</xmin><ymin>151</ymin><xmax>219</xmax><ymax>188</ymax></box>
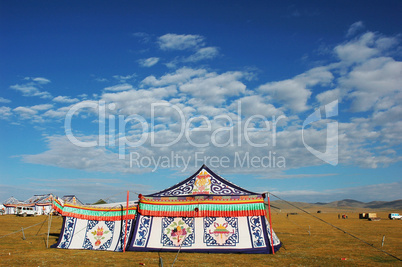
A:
<box><xmin>52</xmin><ymin>199</ymin><xmax>64</xmax><ymax>214</ymax></box>
<box><xmin>52</xmin><ymin>200</ymin><xmax>137</xmax><ymax>221</ymax></box>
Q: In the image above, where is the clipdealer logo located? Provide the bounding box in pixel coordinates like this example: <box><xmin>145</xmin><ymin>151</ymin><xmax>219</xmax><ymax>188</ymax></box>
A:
<box><xmin>63</xmin><ymin>100</ymin><xmax>338</xmax><ymax>170</ymax></box>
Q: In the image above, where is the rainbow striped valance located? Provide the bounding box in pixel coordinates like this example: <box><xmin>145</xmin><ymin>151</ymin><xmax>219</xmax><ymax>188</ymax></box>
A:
<box><xmin>52</xmin><ymin>198</ymin><xmax>137</xmax><ymax>221</ymax></box>
<box><xmin>138</xmin><ymin>195</ymin><xmax>266</xmax><ymax>217</ymax></box>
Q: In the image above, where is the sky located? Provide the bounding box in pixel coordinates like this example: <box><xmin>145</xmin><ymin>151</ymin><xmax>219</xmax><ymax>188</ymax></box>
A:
<box><xmin>1</xmin><ymin>0</ymin><xmax>401</xmax><ymax>204</ymax></box>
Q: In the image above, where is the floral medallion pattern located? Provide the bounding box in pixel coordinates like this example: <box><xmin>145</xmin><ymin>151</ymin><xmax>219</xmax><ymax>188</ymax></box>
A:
<box><xmin>83</xmin><ymin>220</ymin><xmax>114</xmax><ymax>250</ymax></box>
<box><xmin>161</xmin><ymin>217</ymin><xmax>194</xmax><ymax>247</ymax></box>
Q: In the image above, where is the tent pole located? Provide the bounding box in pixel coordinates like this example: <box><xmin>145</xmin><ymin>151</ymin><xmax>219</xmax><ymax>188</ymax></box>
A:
<box><xmin>123</xmin><ymin>190</ymin><xmax>129</xmax><ymax>252</ymax></box>
<box><xmin>46</xmin><ymin>213</ymin><xmax>52</xmax><ymax>248</ymax></box>
<box><xmin>267</xmin><ymin>192</ymin><xmax>275</xmax><ymax>254</ymax></box>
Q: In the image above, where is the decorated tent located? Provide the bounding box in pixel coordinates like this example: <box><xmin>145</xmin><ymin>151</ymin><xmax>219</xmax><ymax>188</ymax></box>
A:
<box><xmin>52</xmin><ymin>197</ymin><xmax>137</xmax><ymax>251</ymax></box>
<box><xmin>128</xmin><ymin>165</ymin><xmax>281</xmax><ymax>254</ymax></box>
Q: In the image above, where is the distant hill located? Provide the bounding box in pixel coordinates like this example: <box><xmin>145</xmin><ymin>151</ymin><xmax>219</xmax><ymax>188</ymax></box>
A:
<box><xmin>92</xmin><ymin>199</ymin><xmax>107</xmax><ymax>205</ymax></box>
<box><xmin>365</xmin><ymin>199</ymin><xmax>402</xmax><ymax>209</ymax></box>
<box><xmin>270</xmin><ymin>199</ymin><xmax>402</xmax><ymax>211</ymax></box>
<box><xmin>320</xmin><ymin>199</ymin><xmax>366</xmax><ymax>208</ymax></box>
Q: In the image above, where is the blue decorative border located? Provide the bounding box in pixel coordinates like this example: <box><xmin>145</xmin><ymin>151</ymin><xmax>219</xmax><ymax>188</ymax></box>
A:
<box><xmin>115</xmin><ymin>218</ymin><xmax>134</xmax><ymax>251</ymax></box>
<box><xmin>247</xmin><ymin>216</ymin><xmax>266</xmax><ymax>248</ymax></box>
<box><xmin>58</xmin><ymin>216</ymin><xmax>77</xmax><ymax>249</ymax></box>
<box><xmin>133</xmin><ymin>215</ymin><xmax>152</xmax><ymax>247</ymax></box>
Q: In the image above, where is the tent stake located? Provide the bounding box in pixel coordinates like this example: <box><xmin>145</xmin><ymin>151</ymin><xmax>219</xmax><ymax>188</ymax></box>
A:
<box><xmin>267</xmin><ymin>193</ymin><xmax>275</xmax><ymax>254</ymax></box>
<box><xmin>123</xmin><ymin>190</ymin><xmax>129</xmax><ymax>252</ymax></box>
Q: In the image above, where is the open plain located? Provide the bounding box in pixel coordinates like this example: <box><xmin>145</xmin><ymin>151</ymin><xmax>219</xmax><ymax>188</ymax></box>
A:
<box><xmin>0</xmin><ymin>206</ymin><xmax>401</xmax><ymax>266</ymax></box>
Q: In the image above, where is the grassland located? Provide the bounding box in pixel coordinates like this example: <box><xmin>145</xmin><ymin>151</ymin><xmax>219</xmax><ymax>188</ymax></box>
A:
<box><xmin>0</xmin><ymin>208</ymin><xmax>401</xmax><ymax>266</ymax></box>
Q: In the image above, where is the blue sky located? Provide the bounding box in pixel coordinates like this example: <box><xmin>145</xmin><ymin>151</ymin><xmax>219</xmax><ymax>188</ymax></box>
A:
<box><xmin>1</xmin><ymin>1</ymin><xmax>401</xmax><ymax>203</ymax></box>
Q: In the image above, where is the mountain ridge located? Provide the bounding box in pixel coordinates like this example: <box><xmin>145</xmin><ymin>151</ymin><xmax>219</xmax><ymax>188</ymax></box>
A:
<box><xmin>270</xmin><ymin>199</ymin><xmax>402</xmax><ymax>210</ymax></box>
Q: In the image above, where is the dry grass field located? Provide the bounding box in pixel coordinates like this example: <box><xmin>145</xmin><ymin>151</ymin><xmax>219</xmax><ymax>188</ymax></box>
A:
<box><xmin>0</xmin><ymin>208</ymin><xmax>401</xmax><ymax>266</ymax></box>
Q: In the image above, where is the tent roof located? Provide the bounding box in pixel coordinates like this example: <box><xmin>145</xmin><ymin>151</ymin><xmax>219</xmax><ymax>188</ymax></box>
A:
<box><xmin>146</xmin><ymin>165</ymin><xmax>258</xmax><ymax>197</ymax></box>
<box><xmin>24</xmin><ymin>193</ymin><xmax>53</xmax><ymax>204</ymax></box>
<box><xmin>62</xmin><ymin>195</ymin><xmax>84</xmax><ymax>205</ymax></box>
<box><xmin>3</xmin><ymin>197</ymin><xmax>22</xmax><ymax>205</ymax></box>
<box><xmin>3</xmin><ymin>196</ymin><xmax>21</xmax><ymax>205</ymax></box>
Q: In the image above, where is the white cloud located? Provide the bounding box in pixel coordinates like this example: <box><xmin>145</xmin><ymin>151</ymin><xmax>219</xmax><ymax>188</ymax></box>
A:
<box><xmin>104</xmin><ymin>83</ymin><xmax>134</xmax><ymax>91</ymax></box>
<box><xmin>8</xmin><ymin>24</ymin><xmax>402</xmax><ymax>178</ymax></box>
<box><xmin>270</xmin><ymin>181</ymin><xmax>402</xmax><ymax>202</ymax></box>
<box><xmin>142</xmin><ymin>67</ymin><xmax>207</xmax><ymax>87</ymax></box>
<box><xmin>258</xmin><ymin>173</ymin><xmax>338</xmax><ymax>179</ymax></box>
<box><xmin>24</xmin><ymin>77</ymin><xmax>51</xmax><ymax>84</ymax></box>
<box><xmin>158</xmin><ymin>33</ymin><xmax>204</xmax><ymax>50</ymax></box>
<box><xmin>14</xmin><ymin>106</ymin><xmax>38</xmax><ymax>115</ymax></box>
<box><xmin>101</xmin><ymin>85</ymin><xmax>178</xmax><ymax>117</ymax></box>
<box><xmin>340</xmin><ymin>57</ymin><xmax>402</xmax><ymax>112</ymax></box>
<box><xmin>232</xmin><ymin>95</ymin><xmax>283</xmax><ymax>118</ymax></box>
<box><xmin>346</xmin><ymin>21</ymin><xmax>365</xmax><ymax>37</ymax></box>
<box><xmin>138</xmin><ymin>57</ymin><xmax>160</xmax><ymax>67</ymax></box>
<box><xmin>334</xmin><ymin>32</ymin><xmax>397</xmax><ymax>65</ymax></box>
<box><xmin>184</xmin><ymin>47</ymin><xmax>219</xmax><ymax>62</ymax></box>
<box><xmin>43</xmin><ymin>105</ymin><xmax>74</xmax><ymax>118</ymax></box>
<box><xmin>258</xmin><ymin>67</ymin><xmax>333</xmax><ymax>112</ymax></box>
<box><xmin>32</xmin><ymin>77</ymin><xmax>51</xmax><ymax>84</ymax></box>
<box><xmin>0</xmin><ymin>179</ymin><xmax>154</xmax><ymax>204</ymax></box>
<box><xmin>112</xmin><ymin>73</ymin><xmax>136</xmax><ymax>82</ymax></box>
<box><xmin>316</xmin><ymin>88</ymin><xmax>341</xmax><ymax>105</ymax></box>
<box><xmin>0</xmin><ymin>106</ymin><xmax>12</xmax><ymax>119</ymax></box>
<box><xmin>12</xmin><ymin>104</ymin><xmax>53</xmax><ymax>121</ymax></box>
<box><xmin>31</xmin><ymin>104</ymin><xmax>53</xmax><ymax>111</ymax></box>
<box><xmin>132</xmin><ymin>32</ymin><xmax>152</xmax><ymax>44</ymax></box>
<box><xmin>53</xmin><ymin>96</ymin><xmax>79</xmax><ymax>103</ymax></box>
<box><xmin>0</xmin><ymin>97</ymin><xmax>11</xmax><ymax>103</ymax></box>
<box><xmin>11</xmin><ymin>77</ymin><xmax>52</xmax><ymax>99</ymax></box>
<box><xmin>179</xmin><ymin>71</ymin><xmax>247</xmax><ymax>104</ymax></box>
<box><xmin>21</xmin><ymin>135</ymin><xmax>141</xmax><ymax>174</ymax></box>
<box><xmin>10</xmin><ymin>84</ymin><xmax>52</xmax><ymax>98</ymax></box>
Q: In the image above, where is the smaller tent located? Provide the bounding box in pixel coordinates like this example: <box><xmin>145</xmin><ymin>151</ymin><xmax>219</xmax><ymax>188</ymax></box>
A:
<box><xmin>52</xmin><ymin>197</ymin><xmax>137</xmax><ymax>251</ymax></box>
<box><xmin>24</xmin><ymin>194</ymin><xmax>54</xmax><ymax>215</ymax></box>
<box><xmin>3</xmin><ymin>196</ymin><xmax>22</xmax><ymax>214</ymax></box>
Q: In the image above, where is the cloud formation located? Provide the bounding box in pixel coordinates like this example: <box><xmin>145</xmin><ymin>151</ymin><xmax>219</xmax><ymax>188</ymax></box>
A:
<box><xmin>6</xmin><ymin>26</ymin><xmax>402</xmax><ymax>181</ymax></box>
<box><xmin>158</xmin><ymin>33</ymin><xmax>204</xmax><ymax>50</ymax></box>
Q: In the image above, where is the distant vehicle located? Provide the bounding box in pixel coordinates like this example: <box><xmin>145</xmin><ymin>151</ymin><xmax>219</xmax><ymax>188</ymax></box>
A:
<box><xmin>16</xmin><ymin>206</ymin><xmax>37</xmax><ymax>217</ymax></box>
<box><xmin>389</xmin><ymin>213</ymin><xmax>402</xmax><ymax>220</ymax></box>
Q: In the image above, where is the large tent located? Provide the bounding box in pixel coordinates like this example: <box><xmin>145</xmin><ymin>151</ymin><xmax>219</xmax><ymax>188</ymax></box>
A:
<box><xmin>128</xmin><ymin>165</ymin><xmax>281</xmax><ymax>254</ymax></box>
<box><xmin>52</xmin><ymin>198</ymin><xmax>137</xmax><ymax>251</ymax></box>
